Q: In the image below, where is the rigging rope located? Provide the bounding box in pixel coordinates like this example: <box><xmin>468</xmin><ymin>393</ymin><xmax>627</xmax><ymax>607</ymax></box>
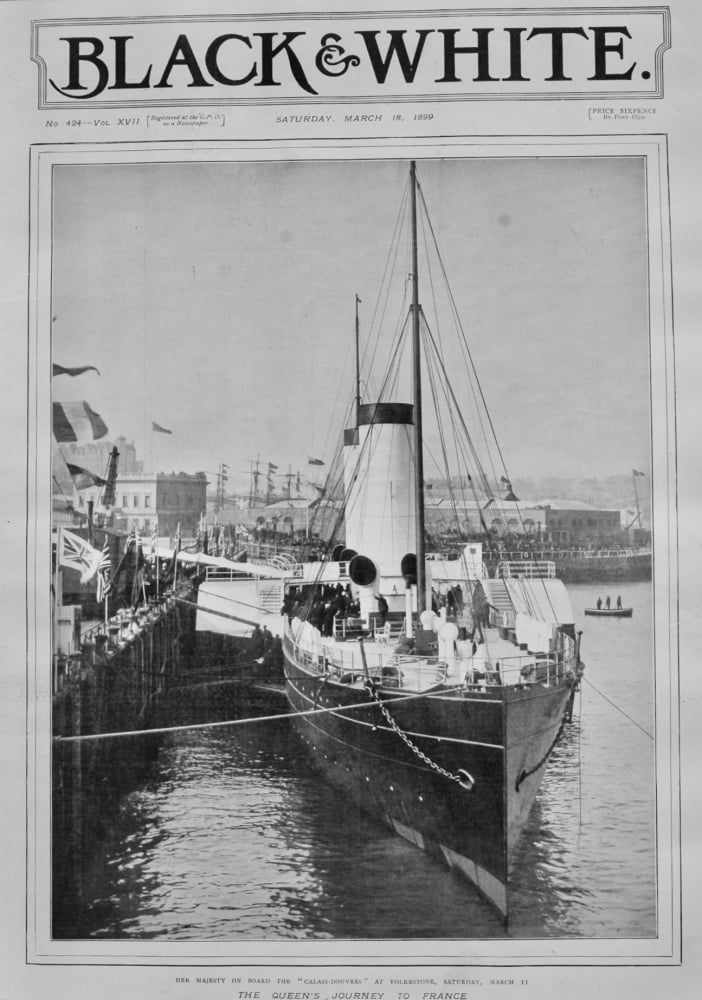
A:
<box><xmin>52</xmin><ymin>684</ymin><xmax>434</xmax><ymax>744</ymax></box>
<box><xmin>581</xmin><ymin>674</ymin><xmax>653</xmax><ymax>740</ymax></box>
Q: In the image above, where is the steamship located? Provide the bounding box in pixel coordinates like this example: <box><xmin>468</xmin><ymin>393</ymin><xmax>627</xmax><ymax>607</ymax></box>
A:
<box><xmin>280</xmin><ymin>162</ymin><xmax>584</xmax><ymax>921</ymax></box>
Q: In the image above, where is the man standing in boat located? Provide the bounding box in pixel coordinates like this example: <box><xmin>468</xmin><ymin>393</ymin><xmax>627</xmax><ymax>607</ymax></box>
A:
<box><xmin>596</xmin><ymin>596</ymin><xmax>602</xmax><ymax>610</ymax></box>
<box><xmin>606</xmin><ymin>595</ymin><xmax>612</xmax><ymax>610</ymax></box>
<box><xmin>617</xmin><ymin>595</ymin><xmax>623</xmax><ymax>610</ymax></box>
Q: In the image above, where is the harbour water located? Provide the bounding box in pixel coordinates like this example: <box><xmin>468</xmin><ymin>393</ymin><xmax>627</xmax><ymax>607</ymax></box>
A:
<box><xmin>57</xmin><ymin>582</ymin><xmax>657</xmax><ymax>941</ymax></box>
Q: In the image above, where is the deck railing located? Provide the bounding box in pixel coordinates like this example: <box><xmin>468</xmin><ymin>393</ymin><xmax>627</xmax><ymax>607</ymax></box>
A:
<box><xmin>492</xmin><ymin>547</ymin><xmax>650</xmax><ymax>562</ymax></box>
<box><xmin>496</xmin><ymin>560</ymin><xmax>556</xmax><ymax>579</ymax></box>
<box><xmin>284</xmin><ymin>626</ymin><xmax>577</xmax><ymax>692</ymax></box>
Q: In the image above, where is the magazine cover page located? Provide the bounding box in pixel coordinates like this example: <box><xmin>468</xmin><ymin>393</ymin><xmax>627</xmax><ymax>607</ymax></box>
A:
<box><xmin>1</xmin><ymin>0</ymin><xmax>699</xmax><ymax>996</ymax></box>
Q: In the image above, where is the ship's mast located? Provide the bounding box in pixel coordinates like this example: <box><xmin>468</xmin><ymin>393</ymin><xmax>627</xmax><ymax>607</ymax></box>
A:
<box><xmin>355</xmin><ymin>293</ymin><xmax>362</xmax><ymax>420</ymax></box>
<box><xmin>410</xmin><ymin>161</ymin><xmax>427</xmax><ymax>614</ymax></box>
<box><xmin>626</xmin><ymin>469</ymin><xmax>643</xmax><ymax>531</ymax></box>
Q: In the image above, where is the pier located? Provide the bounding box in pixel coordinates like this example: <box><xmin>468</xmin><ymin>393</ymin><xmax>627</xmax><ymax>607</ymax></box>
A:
<box><xmin>51</xmin><ymin>569</ymin><xmax>284</xmax><ymax>937</ymax></box>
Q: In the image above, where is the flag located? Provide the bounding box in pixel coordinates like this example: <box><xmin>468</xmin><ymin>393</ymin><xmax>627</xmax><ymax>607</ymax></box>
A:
<box><xmin>131</xmin><ymin>525</ymin><xmax>145</xmax><ymax>607</ymax></box>
<box><xmin>152</xmin><ymin>421</ymin><xmax>172</xmax><ymax>434</ymax></box>
<box><xmin>150</xmin><ymin>520</ymin><xmax>159</xmax><ymax>554</ymax></box>
<box><xmin>268</xmin><ymin>462</ymin><xmax>278</xmax><ymax>471</ymax></box>
<box><xmin>58</xmin><ymin>528</ymin><xmax>102</xmax><ymax>582</ymax></box>
<box><xmin>633</xmin><ymin>469</ymin><xmax>645</xmax><ymax>477</ymax></box>
<box><xmin>53</xmin><ymin>363</ymin><xmax>100</xmax><ymax>377</ymax></box>
<box><xmin>107</xmin><ymin>528</ymin><xmax>132</xmax><ymax>599</ymax></box>
<box><xmin>500</xmin><ymin>476</ymin><xmax>512</xmax><ymax>485</ymax></box>
<box><xmin>307</xmin><ymin>457</ymin><xmax>325</xmax><ymax>466</ymax></box>
<box><xmin>53</xmin><ymin>401</ymin><xmax>108</xmax><ymax>442</ymax></box>
<box><xmin>65</xmin><ymin>462</ymin><xmax>108</xmax><ymax>491</ymax></box>
<box><xmin>96</xmin><ymin>538</ymin><xmax>111</xmax><ymax>601</ymax></box>
<box><xmin>169</xmin><ymin>523</ymin><xmax>181</xmax><ymax>581</ymax></box>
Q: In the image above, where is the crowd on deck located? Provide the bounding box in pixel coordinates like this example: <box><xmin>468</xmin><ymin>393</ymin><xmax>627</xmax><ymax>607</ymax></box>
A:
<box><xmin>281</xmin><ymin>583</ymin><xmax>362</xmax><ymax>637</ymax></box>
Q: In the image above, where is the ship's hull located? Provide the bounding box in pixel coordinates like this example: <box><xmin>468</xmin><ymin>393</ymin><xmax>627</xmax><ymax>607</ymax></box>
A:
<box><xmin>284</xmin><ymin>638</ymin><xmax>575</xmax><ymax>919</ymax></box>
<box><xmin>584</xmin><ymin>607</ymin><xmax>633</xmax><ymax>617</ymax></box>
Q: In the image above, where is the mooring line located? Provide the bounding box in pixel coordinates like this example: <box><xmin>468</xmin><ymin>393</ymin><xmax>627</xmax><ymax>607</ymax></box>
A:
<box><xmin>175</xmin><ymin>595</ymin><xmax>270</xmax><ymax>625</ymax></box>
<box><xmin>581</xmin><ymin>675</ymin><xmax>653</xmax><ymax>740</ymax></box>
<box><xmin>52</xmin><ymin>685</ymin><xmax>432</xmax><ymax>744</ymax></box>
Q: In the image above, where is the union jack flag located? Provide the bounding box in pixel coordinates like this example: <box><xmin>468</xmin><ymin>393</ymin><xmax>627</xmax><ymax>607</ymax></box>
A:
<box><xmin>58</xmin><ymin>528</ymin><xmax>102</xmax><ymax>583</ymax></box>
<box><xmin>96</xmin><ymin>538</ymin><xmax>111</xmax><ymax>602</ymax></box>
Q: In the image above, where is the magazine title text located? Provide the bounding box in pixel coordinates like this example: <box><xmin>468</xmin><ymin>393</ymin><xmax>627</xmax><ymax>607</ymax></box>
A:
<box><xmin>32</xmin><ymin>10</ymin><xmax>671</xmax><ymax>107</ymax></box>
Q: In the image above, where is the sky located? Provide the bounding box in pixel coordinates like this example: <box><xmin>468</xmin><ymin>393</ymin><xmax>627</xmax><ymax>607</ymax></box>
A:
<box><xmin>51</xmin><ymin>154</ymin><xmax>651</xmax><ymax>494</ymax></box>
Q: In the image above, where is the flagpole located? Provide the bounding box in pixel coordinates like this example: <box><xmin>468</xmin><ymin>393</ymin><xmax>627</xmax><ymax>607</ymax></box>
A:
<box><xmin>102</xmin><ymin>534</ymin><xmax>109</xmax><ymax>627</ymax></box>
<box><xmin>173</xmin><ymin>523</ymin><xmax>180</xmax><ymax>592</ymax></box>
<box><xmin>139</xmin><ymin>530</ymin><xmax>147</xmax><ymax>605</ymax></box>
<box><xmin>53</xmin><ymin>526</ymin><xmax>61</xmax><ymax>694</ymax></box>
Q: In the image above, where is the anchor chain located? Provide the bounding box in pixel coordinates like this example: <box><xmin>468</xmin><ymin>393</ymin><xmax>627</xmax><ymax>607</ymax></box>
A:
<box><xmin>364</xmin><ymin>681</ymin><xmax>475</xmax><ymax>791</ymax></box>
<box><xmin>515</xmin><ymin>713</ymin><xmax>569</xmax><ymax>791</ymax></box>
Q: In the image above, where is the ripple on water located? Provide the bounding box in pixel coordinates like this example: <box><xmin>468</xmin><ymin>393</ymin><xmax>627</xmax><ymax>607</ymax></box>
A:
<box><xmin>68</xmin><ymin>582</ymin><xmax>658</xmax><ymax>940</ymax></box>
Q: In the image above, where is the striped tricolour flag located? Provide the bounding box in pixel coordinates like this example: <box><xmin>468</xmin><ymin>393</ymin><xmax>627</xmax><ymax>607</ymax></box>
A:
<box><xmin>53</xmin><ymin>401</ymin><xmax>108</xmax><ymax>442</ymax></box>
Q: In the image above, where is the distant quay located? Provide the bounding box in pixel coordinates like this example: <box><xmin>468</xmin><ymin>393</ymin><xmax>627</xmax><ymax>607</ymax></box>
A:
<box><xmin>484</xmin><ymin>547</ymin><xmax>652</xmax><ymax>583</ymax></box>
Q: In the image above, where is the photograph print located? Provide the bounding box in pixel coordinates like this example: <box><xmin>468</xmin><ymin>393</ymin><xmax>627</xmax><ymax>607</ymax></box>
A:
<box><xmin>42</xmin><ymin>144</ymin><xmax>670</xmax><ymax>951</ymax></box>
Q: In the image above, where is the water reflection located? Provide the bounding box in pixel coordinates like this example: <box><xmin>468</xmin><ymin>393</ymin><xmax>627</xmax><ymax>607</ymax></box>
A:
<box><xmin>63</xmin><ymin>581</ymin><xmax>657</xmax><ymax>940</ymax></box>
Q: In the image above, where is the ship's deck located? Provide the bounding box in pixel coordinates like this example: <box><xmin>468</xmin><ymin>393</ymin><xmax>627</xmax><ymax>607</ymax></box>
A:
<box><xmin>288</xmin><ymin>621</ymin><xmax>561</xmax><ymax>693</ymax></box>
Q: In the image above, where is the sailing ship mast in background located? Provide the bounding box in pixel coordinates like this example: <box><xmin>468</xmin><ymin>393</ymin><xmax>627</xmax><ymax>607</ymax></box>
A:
<box><xmin>247</xmin><ymin>457</ymin><xmax>261</xmax><ymax>507</ymax></box>
<box><xmin>214</xmin><ymin>462</ymin><xmax>229</xmax><ymax>513</ymax></box>
<box><xmin>628</xmin><ymin>468</ymin><xmax>645</xmax><ymax>530</ymax></box>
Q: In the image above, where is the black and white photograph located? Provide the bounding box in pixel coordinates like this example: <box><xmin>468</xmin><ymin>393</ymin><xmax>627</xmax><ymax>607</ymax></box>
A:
<box><xmin>2</xmin><ymin>0</ymin><xmax>700</xmax><ymax>997</ymax></box>
<box><xmin>43</xmin><ymin>147</ymin><xmax>663</xmax><ymax>946</ymax></box>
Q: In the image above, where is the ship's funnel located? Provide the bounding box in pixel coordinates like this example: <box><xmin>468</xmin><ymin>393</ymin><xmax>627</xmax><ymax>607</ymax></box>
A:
<box><xmin>342</xmin><ymin>402</ymin><xmax>415</xmax><ymax>578</ymax></box>
<box><xmin>348</xmin><ymin>554</ymin><xmax>378</xmax><ymax>588</ymax></box>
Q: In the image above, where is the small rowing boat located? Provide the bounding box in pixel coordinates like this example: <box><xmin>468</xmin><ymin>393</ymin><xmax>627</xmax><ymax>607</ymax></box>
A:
<box><xmin>584</xmin><ymin>607</ymin><xmax>633</xmax><ymax>618</ymax></box>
